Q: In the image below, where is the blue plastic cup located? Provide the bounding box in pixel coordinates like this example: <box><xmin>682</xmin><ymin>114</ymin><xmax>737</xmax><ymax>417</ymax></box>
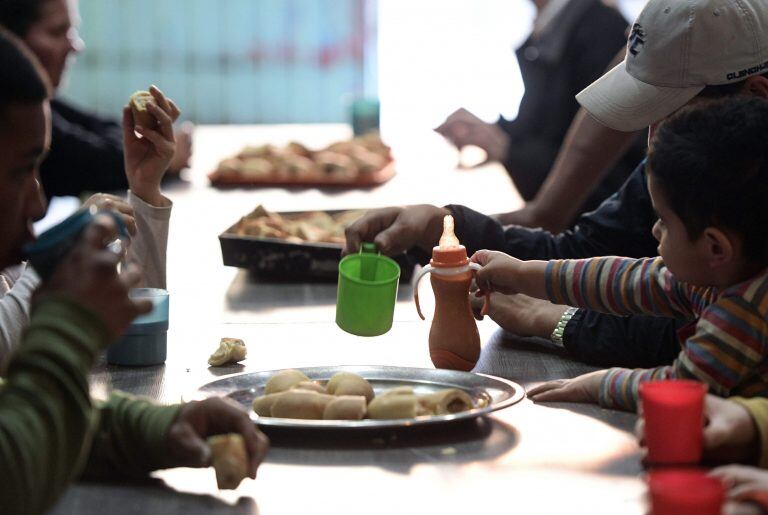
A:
<box><xmin>107</xmin><ymin>288</ymin><xmax>169</xmax><ymax>366</ymax></box>
<box><xmin>23</xmin><ymin>206</ymin><xmax>128</xmax><ymax>281</ymax></box>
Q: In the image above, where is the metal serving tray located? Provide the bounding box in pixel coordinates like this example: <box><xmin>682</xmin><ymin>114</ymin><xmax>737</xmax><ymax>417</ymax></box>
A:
<box><xmin>189</xmin><ymin>365</ymin><xmax>525</xmax><ymax>429</ymax></box>
<box><xmin>218</xmin><ymin>209</ymin><xmax>416</xmax><ymax>281</ymax></box>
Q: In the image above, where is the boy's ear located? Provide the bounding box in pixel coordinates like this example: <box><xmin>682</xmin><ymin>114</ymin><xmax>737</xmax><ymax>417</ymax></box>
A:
<box><xmin>701</xmin><ymin>227</ymin><xmax>736</xmax><ymax>268</ymax></box>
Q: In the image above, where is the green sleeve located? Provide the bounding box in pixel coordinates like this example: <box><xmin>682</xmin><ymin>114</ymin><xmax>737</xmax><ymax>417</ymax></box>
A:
<box><xmin>0</xmin><ymin>296</ymin><xmax>110</xmax><ymax>515</ymax></box>
<box><xmin>81</xmin><ymin>392</ymin><xmax>181</xmax><ymax>479</ymax></box>
<box><xmin>731</xmin><ymin>396</ymin><xmax>768</xmax><ymax>468</ymax></box>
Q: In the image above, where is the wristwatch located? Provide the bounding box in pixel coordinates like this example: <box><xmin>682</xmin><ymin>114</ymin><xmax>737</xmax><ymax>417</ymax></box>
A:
<box><xmin>550</xmin><ymin>307</ymin><xmax>579</xmax><ymax>347</ymax></box>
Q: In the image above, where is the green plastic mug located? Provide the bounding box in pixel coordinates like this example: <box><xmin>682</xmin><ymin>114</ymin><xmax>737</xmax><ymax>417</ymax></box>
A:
<box><xmin>336</xmin><ymin>243</ymin><xmax>400</xmax><ymax>336</ymax></box>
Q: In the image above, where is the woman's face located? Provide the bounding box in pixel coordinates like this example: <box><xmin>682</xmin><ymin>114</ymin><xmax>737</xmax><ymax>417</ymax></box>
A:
<box><xmin>23</xmin><ymin>0</ymin><xmax>83</xmax><ymax>89</ymax></box>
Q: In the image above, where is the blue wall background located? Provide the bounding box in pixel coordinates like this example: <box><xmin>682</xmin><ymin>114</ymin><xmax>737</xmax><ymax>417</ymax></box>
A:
<box><xmin>59</xmin><ymin>0</ymin><xmax>377</xmax><ymax>124</ymax></box>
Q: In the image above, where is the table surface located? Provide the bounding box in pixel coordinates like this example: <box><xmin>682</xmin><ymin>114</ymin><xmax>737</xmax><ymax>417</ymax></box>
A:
<box><xmin>53</xmin><ymin>125</ymin><xmax>645</xmax><ymax>515</ymax></box>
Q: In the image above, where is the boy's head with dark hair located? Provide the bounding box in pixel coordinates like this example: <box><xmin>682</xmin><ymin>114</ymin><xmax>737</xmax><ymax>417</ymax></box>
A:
<box><xmin>647</xmin><ymin>96</ymin><xmax>768</xmax><ymax>287</ymax></box>
<box><xmin>0</xmin><ymin>0</ymin><xmax>48</xmax><ymax>37</ymax></box>
<box><xmin>0</xmin><ymin>27</ymin><xmax>49</xmax><ymax>268</ymax></box>
<box><xmin>0</xmin><ymin>25</ymin><xmax>50</xmax><ymax>116</ymax></box>
<box><xmin>0</xmin><ymin>0</ymin><xmax>81</xmax><ymax>88</ymax></box>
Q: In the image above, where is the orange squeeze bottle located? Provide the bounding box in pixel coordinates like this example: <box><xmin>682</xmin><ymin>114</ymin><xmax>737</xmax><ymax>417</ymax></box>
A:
<box><xmin>413</xmin><ymin>215</ymin><xmax>489</xmax><ymax>371</ymax></box>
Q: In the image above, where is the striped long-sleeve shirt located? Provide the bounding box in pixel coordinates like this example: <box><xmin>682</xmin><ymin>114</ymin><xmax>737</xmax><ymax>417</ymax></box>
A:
<box><xmin>545</xmin><ymin>256</ymin><xmax>768</xmax><ymax>411</ymax></box>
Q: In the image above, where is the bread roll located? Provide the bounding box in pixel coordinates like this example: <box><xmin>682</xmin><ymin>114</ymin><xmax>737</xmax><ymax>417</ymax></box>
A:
<box><xmin>325</xmin><ymin>372</ymin><xmax>375</xmax><ymax>403</ymax></box>
<box><xmin>129</xmin><ymin>90</ymin><xmax>157</xmax><ymax>129</ymax></box>
<box><xmin>292</xmin><ymin>381</ymin><xmax>327</xmax><ymax>394</ymax></box>
<box><xmin>208</xmin><ymin>338</ymin><xmax>247</xmax><ymax>366</ymax></box>
<box><xmin>379</xmin><ymin>386</ymin><xmax>415</xmax><ymax>397</ymax></box>
<box><xmin>367</xmin><ymin>394</ymin><xmax>428</xmax><ymax>419</ymax></box>
<box><xmin>323</xmin><ymin>395</ymin><xmax>367</xmax><ymax>420</ymax></box>
<box><xmin>418</xmin><ymin>388</ymin><xmax>473</xmax><ymax>415</ymax></box>
<box><xmin>270</xmin><ymin>390</ymin><xmax>334</xmax><ymax>419</ymax></box>
<box><xmin>314</xmin><ymin>150</ymin><xmax>356</xmax><ymax>178</ymax></box>
<box><xmin>252</xmin><ymin>392</ymin><xmax>286</xmax><ymax>416</ymax></box>
<box><xmin>208</xmin><ymin>433</ymin><xmax>248</xmax><ymax>490</ymax></box>
<box><xmin>285</xmin><ymin>141</ymin><xmax>313</xmax><ymax>158</ymax></box>
<box><xmin>240</xmin><ymin>157</ymin><xmax>273</xmax><ymax>178</ymax></box>
<box><xmin>265</xmin><ymin>369</ymin><xmax>310</xmax><ymax>394</ymax></box>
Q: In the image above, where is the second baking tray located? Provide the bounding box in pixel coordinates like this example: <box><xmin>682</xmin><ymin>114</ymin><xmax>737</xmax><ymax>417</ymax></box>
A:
<box><xmin>219</xmin><ymin>209</ymin><xmax>416</xmax><ymax>282</ymax></box>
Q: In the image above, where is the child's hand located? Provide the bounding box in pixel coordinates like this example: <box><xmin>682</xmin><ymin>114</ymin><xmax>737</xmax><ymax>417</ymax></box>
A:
<box><xmin>165</xmin><ymin>397</ymin><xmax>269</xmax><ymax>479</ymax></box>
<box><xmin>724</xmin><ymin>501</ymin><xmax>763</xmax><ymax>515</ymax></box>
<box><xmin>82</xmin><ymin>193</ymin><xmax>137</xmax><ymax>236</ymax></box>
<box><xmin>711</xmin><ymin>465</ymin><xmax>768</xmax><ymax>509</ymax></box>
<box><xmin>38</xmin><ymin>214</ymin><xmax>151</xmax><ymax>340</ymax></box>
<box><xmin>527</xmin><ymin>370</ymin><xmax>606</xmax><ymax>404</ymax></box>
<box><xmin>123</xmin><ymin>85</ymin><xmax>180</xmax><ymax>207</ymax></box>
<box><xmin>470</xmin><ymin>250</ymin><xmax>524</xmax><ymax>295</ymax></box>
<box><xmin>636</xmin><ymin>395</ymin><xmax>758</xmax><ymax>464</ymax></box>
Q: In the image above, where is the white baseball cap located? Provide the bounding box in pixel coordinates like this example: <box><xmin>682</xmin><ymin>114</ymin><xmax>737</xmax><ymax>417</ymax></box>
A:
<box><xmin>576</xmin><ymin>0</ymin><xmax>768</xmax><ymax>132</ymax></box>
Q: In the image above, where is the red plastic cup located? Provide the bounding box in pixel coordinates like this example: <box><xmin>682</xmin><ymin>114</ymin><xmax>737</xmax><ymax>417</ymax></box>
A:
<box><xmin>648</xmin><ymin>469</ymin><xmax>725</xmax><ymax>515</ymax></box>
<box><xmin>639</xmin><ymin>380</ymin><xmax>707</xmax><ymax>465</ymax></box>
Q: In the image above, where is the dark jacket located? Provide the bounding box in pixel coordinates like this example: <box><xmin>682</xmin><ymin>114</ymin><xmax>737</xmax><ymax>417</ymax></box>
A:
<box><xmin>41</xmin><ymin>99</ymin><xmax>128</xmax><ymax>199</ymax></box>
<box><xmin>446</xmin><ymin>161</ymin><xmax>684</xmax><ymax>368</ymax></box>
<box><xmin>499</xmin><ymin>0</ymin><xmax>647</xmax><ymax>215</ymax></box>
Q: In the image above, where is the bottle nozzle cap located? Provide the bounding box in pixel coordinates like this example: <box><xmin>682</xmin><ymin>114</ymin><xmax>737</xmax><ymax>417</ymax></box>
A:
<box><xmin>438</xmin><ymin>215</ymin><xmax>461</xmax><ymax>248</ymax></box>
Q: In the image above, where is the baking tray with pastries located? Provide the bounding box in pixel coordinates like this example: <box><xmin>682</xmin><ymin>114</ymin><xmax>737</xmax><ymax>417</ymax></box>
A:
<box><xmin>208</xmin><ymin>133</ymin><xmax>395</xmax><ymax>187</ymax></box>
<box><xmin>219</xmin><ymin>205</ymin><xmax>416</xmax><ymax>281</ymax></box>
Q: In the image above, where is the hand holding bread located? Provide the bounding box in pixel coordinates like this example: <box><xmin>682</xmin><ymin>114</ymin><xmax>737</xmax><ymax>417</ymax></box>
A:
<box><xmin>123</xmin><ymin>85</ymin><xmax>180</xmax><ymax>207</ymax></box>
<box><xmin>165</xmin><ymin>397</ymin><xmax>269</xmax><ymax>486</ymax></box>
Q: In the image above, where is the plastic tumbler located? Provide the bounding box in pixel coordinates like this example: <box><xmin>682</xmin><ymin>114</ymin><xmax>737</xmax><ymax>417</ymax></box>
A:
<box><xmin>107</xmin><ymin>288</ymin><xmax>169</xmax><ymax>366</ymax></box>
<box><xmin>640</xmin><ymin>380</ymin><xmax>707</xmax><ymax>465</ymax></box>
<box><xmin>336</xmin><ymin>243</ymin><xmax>400</xmax><ymax>336</ymax></box>
<box><xmin>648</xmin><ymin>469</ymin><xmax>725</xmax><ymax>515</ymax></box>
<box><xmin>350</xmin><ymin>98</ymin><xmax>380</xmax><ymax>136</ymax></box>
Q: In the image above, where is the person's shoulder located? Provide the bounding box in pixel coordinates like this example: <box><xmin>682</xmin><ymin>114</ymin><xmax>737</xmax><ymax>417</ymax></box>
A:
<box><xmin>725</xmin><ymin>267</ymin><xmax>768</xmax><ymax>313</ymax></box>
<box><xmin>50</xmin><ymin>98</ymin><xmax>86</xmax><ymax>118</ymax></box>
<box><xmin>582</xmin><ymin>0</ymin><xmax>628</xmax><ymax>22</ymax></box>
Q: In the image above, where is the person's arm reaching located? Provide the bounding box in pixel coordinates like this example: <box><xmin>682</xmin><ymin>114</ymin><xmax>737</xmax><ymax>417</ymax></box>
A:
<box><xmin>471</xmin><ymin>250</ymin><xmax>768</xmax><ymax>410</ymax></box>
<box><xmin>120</xmin><ymin>86</ymin><xmax>176</xmax><ymax>289</ymax></box>
<box><xmin>544</xmin><ymin>256</ymin><xmax>698</xmax><ymax>319</ymax></box>
<box><xmin>344</xmin><ymin>161</ymin><xmax>658</xmax><ymax>262</ymax></box>
<box><xmin>496</xmin><ymin>109</ymin><xmax>643</xmax><ymax>231</ymax></box>
<box><xmin>126</xmin><ymin>192</ymin><xmax>170</xmax><ymax>289</ymax></box>
<box><xmin>597</xmin><ymin>297</ymin><xmax>768</xmax><ymax>411</ymax></box>
<box><xmin>82</xmin><ymin>395</ymin><xmax>269</xmax><ymax>481</ymax></box>
<box><xmin>470</xmin><ymin>252</ymin><xmax>698</xmax><ymax>320</ymax></box>
<box><xmin>496</xmin><ymin>47</ymin><xmax>645</xmax><ymax>232</ymax></box>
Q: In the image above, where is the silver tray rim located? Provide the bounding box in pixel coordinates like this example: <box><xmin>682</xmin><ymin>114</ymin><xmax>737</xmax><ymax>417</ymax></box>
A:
<box><xmin>187</xmin><ymin>365</ymin><xmax>526</xmax><ymax>429</ymax></box>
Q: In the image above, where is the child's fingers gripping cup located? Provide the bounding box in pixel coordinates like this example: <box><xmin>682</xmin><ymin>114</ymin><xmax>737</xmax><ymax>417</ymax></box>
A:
<box><xmin>639</xmin><ymin>379</ymin><xmax>707</xmax><ymax>466</ymax></box>
<box><xmin>647</xmin><ymin>469</ymin><xmax>724</xmax><ymax>515</ymax></box>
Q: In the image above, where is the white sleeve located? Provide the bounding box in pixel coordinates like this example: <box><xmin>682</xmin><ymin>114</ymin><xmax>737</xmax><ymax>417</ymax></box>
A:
<box><xmin>127</xmin><ymin>191</ymin><xmax>171</xmax><ymax>289</ymax></box>
<box><xmin>0</xmin><ymin>265</ymin><xmax>40</xmax><ymax>359</ymax></box>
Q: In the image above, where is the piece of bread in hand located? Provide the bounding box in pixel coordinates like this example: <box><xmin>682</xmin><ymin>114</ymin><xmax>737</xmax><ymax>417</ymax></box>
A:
<box><xmin>208</xmin><ymin>433</ymin><xmax>249</xmax><ymax>489</ymax></box>
<box><xmin>129</xmin><ymin>90</ymin><xmax>157</xmax><ymax>129</ymax></box>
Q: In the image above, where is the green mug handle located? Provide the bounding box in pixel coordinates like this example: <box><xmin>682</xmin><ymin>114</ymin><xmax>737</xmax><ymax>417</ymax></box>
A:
<box><xmin>359</xmin><ymin>242</ymin><xmax>379</xmax><ymax>281</ymax></box>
